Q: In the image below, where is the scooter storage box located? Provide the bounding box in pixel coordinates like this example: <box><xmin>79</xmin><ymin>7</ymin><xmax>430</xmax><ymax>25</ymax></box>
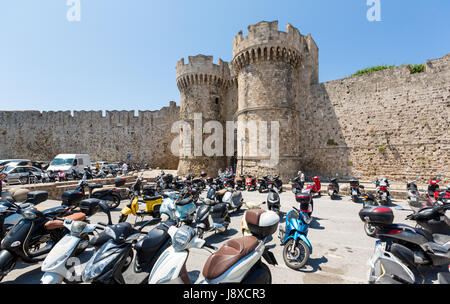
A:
<box><xmin>61</xmin><ymin>190</ymin><xmax>84</xmax><ymax>207</ymax></box>
<box><xmin>79</xmin><ymin>198</ymin><xmax>101</xmax><ymax>216</ymax></box>
<box><xmin>26</xmin><ymin>191</ymin><xmax>48</xmax><ymax>205</ymax></box>
<box><xmin>114</xmin><ymin>177</ymin><xmax>126</xmax><ymax>187</ymax></box>
<box><xmin>246</xmin><ymin>210</ymin><xmax>279</xmax><ymax>237</ymax></box>
<box><xmin>359</xmin><ymin>207</ymin><xmax>394</xmax><ymax>225</ymax></box>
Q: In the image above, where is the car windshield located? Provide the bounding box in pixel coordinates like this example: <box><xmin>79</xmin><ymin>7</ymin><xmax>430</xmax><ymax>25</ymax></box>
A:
<box><xmin>50</xmin><ymin>158</ymin><xmax>74</xmax><ymax>166</ymax></box>
<box><xmin>2</xmin><ymin>167</ymin><xmax>14</xmax><ymax>173</ymax></box>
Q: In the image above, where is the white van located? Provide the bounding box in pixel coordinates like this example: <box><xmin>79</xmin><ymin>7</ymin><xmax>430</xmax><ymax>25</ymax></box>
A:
<box><xmin>47</xmin><ymin>154</ymin><xmax>90</xmax><ymax>174</ymax></box>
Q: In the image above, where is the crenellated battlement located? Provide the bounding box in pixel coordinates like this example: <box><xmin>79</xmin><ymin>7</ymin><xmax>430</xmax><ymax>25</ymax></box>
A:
<box><xmin>176</xmin><ymin>55</ymin><xmax>232</xmax><ymax>90</ymax></box>
<box><xmin>231</xmin><ymin>21</ymin><xmax>317</xmax><ymax>73</ymax></box>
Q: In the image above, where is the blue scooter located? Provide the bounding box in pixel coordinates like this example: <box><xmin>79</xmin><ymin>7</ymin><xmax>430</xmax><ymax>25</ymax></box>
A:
<box><xmin>278</xmin><ymin>206</ymin><xmax>312</xmax><ymax>270</ymax></box>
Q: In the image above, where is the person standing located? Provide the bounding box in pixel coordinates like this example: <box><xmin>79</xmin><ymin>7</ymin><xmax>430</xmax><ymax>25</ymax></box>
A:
<box><xmin>298</xmin><ymin>170</ymin><xmax>305</xmax><ymax>189</ymax></box>
<box><xmin>122</xmin><ymin>163</ymin><xmax>128</xmax><ymax>176</ymax></box>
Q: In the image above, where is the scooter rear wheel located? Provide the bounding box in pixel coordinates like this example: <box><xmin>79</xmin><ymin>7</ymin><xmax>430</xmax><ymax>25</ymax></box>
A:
<box><xmin>364</xmin><ymin>223</ymin><xmax>377</xmax><ymax>237</ymax></box>
<box><xmin>283</xmin><ymin>239</ymin><xmax>310</xmax><ymax>270</ymax></box>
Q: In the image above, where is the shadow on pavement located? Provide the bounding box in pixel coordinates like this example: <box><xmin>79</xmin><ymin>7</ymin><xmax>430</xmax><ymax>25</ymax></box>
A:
<box><xmin>298</xmin><ymin>255</ymin><xmax>328</xmax><ymax>273</ymax></box>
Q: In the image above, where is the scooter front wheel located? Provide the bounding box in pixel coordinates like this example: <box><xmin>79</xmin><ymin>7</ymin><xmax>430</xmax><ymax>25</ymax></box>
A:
<box><xmin>283</xmin><ymin>239</ymin><xmax>310</xmax><ymax>270</ymax></box>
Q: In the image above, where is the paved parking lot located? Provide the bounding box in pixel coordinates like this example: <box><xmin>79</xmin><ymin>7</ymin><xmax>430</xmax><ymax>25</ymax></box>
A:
<box><xmin>0</xmin><ymin>189</ymin><xmax>443</xmax><ymax>284</ymax></box>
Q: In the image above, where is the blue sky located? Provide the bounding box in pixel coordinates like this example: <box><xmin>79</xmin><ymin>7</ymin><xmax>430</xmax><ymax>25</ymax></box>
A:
<box><xmin>0</xmin><ymin>0</ymin><xmax>449</xmax><ymax>111</ymax></box>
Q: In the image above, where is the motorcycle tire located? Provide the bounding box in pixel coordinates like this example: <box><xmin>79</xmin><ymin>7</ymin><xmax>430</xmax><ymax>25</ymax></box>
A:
<box><xmin>364</xmin><ymin>222</ymin><xmax>377</xmax><ymax>237</ymax></box>
<box><xmin>283</xmin><ymin>239</ymin><xmax>310</xmax><ymax>270</ymax></box>
<box><xmin>352</xmin><ymin>195</ymin><xmax>359</xmax><ymax>203</ymax></box>
<box><xmin>105</xmin><ymin>196</ymin><xmax>121</xmax><ymax>210</ymax></box>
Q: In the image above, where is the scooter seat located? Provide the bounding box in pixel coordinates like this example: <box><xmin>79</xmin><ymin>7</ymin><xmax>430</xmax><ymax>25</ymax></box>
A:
<box><xmin>432</xmin><ymin>234</ymin><xmax>450</xmax><ymax>247</ymax></box>
<box><xmin>245</xmin><ymin>209</ymin><xmax>266</xmax><ymax>226</ymax></box>
<box><xmin>216</xmin><ymin>189</ymin><xmax>227</xmax><ymax>196</ymax></box>
<box><xmin>176</xmin><ymin>197</ymin><xmax>193</xmax><ymax>206</ymax></box>
<box><xmin>88</xmin><ymin>184</ymin><xmax>103</xmax><ymax>190</ymax></box>
<box><xmin>144</xmin><ymin>195</ymin><xmax>162</xmax><ymax>201</ymax></box>
<box><xmin>44</xmin><ymin>212</ymin><xmax>86</xmax><ymax>230</ymax></box>
<box><xmin>202</xmin><ymin>236</ymin><xmax>259</xmax><ymax>280</ymax></box>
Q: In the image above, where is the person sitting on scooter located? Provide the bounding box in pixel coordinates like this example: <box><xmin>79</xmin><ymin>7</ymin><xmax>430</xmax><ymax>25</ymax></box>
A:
<box><xmin>297</xmin><ymin>171</ymin><xmax>305</xmax><ymax>189</ymax></box>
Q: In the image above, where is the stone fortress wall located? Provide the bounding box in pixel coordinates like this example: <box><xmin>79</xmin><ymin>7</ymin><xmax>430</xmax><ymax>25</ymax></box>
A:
<box><xmin>301</xmin><ymin>54</ymin><xmax>450</xmax><ymax>182</ymax></box>
<box><xmin>0</xmin><ymin>20</ymin><xmax>448</xmax><ymax>182</ymax></box>
<box><xmin>0</xmin><ymin>102</ymin><xmax>180</xmax><ymax>169</ymax></box>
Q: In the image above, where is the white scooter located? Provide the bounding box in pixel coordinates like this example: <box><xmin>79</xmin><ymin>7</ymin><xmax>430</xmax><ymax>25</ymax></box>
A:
<box><xmin>40</xmin><ymin>199</ymin><xmax>112</xmax><ymax>284</ymax></box>
<box><xmin>221</xmin><ymin>187</ymin><xmax>243</xmax><ymax>213</ymax></box>
<box><xmin>40</xmin><ymin>219</ymin><xmax>106</xmax><ymax>284</ymax></box>
<box><xmin>148</xmin><ymin>209</ymin><xmax>279</xmax><ymax>284</ymax></box>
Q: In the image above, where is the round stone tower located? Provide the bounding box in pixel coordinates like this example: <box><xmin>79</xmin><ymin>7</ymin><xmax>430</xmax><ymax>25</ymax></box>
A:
<box><xmin>232</xmin><ymin>21</ymin><xmax>319</xmax><ymax>181</ymax></box>
<box><xmin>176</xmin><ymin>55</ymin><xmax>231</xmax><ymax>177</ymax></box>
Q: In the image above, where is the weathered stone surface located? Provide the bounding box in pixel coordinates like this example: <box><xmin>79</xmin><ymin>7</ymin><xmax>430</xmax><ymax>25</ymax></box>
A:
<box><xmin>0</xmin><ymin>102</ymin><xmax>180</xmax><ymax>169</ymax></box>
<box><xmin>0</xmin><ymin>20</ymin><xmax>448</xmax><ymax>183</ymax></box>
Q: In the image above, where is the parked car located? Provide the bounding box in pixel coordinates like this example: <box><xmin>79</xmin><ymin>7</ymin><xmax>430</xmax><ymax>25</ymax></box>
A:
<box><xmin>0</xmin><ymin>159</ymin><xmax>31</xmax><ymax>167</ymax></box>
<box><xmin>1</xmin><ymin>166</ymin><xmax>43</xmax><ymax>185</ymax></box>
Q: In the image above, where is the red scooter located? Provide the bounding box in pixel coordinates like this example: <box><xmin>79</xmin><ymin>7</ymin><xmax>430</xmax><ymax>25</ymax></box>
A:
<box><xmin>246</xmin><ymin>175</ymin><xmax>257</xmax><ymax>191</ymax></box>
<box><xmin>305</xmin><ymin>176</ymin><xmax>321</xmax><ymax>196</ymax></box>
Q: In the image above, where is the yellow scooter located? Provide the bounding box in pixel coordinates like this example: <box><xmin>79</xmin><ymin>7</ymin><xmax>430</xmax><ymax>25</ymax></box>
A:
<box><xmin>118</xmin><ymin>175</ymin><xmax>163</xmax><ymax>223</ymax></box>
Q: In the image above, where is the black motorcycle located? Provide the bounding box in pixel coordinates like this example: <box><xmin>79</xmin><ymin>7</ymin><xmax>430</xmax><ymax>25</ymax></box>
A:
<box><xmin>82</xmin><ymin>218</ymin><xmax>163</xmax><ymax>284</ymax></box>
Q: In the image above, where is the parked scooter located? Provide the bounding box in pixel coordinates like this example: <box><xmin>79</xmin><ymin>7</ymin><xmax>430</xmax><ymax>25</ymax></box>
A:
<box><xmin>40</xmin><ymin>201</ymin><xmax>112</xmax><ymax>284</ymax></box>
<box><xmin>257</xmin><ymin>176</ymin><xmax>269</xmax><ymax>193</ymax></box>
<box><xmin>349</xmin><ymin>178</ymin><xmax>363</xmax><ymax>203</ymax></box>
<box><xmin>0</xmin><ymin>191</ymin><xmax>48</xmax><ymax>240</ymax></box>
<box><xmin>359</xmin><ymin>206</ymin><xmax>450</xmax><ymax>274</ymax></box>
<box><xmin>0</xmin><ymin>204</ymin><xmax>86</xmax><ymax>282</ymax></box>
<box><xmin>149</xmin><ymin>209</ymin><xmax>279</xmax><ymax>284</ymax></box>
<box><xmin>375</xmin><ymin>178</ymin><xmax>392</xmax><ymax>206</ymax></box>
<box><xmin>295</xmin><ymin>189</ymin><xmax>314</xmax><ymax>217</ymax></box>
<box><xmin>327</xmin><ymin>174</ymin><xmax>339</xmax><ymax>199</ymax></box>
<box><xmin>235</xmin><ymin>175</ymin><xmax>246</xmax><ymax>190</ymax></box>
<box><xmin>265</xmin><ymin>188</ymin><xmax>281</xmax><ymax>214</ymax></box>
<box><xmin>246</xmin><ymin>175</ymin><xmax>257</xmax><ymax>191</ymax></box>
<box><xmin>82</xmin><ymin>218</ymin><xmax>161</xmax><ymax>284</ymax></box>
<box><xmin>279</xmin><ymin>206</ymin><xmax>312</xmax><ymax>270</ymax></box>
<box><xmin>221</xmin><ymin>187</ymin><xmax>243</xmax><ymax>213</ymax></box>
<box><xmin>193</xmin><ymin>197</ymin><xmax>230</xmax><ymax>238</ymax></box>
<box><xmin>159</xmin><ymin>188</ymin><xmax>196</xmax><ymax>224</ymax></box>
<box><xmin>305</xmin><ymin>176</ymin><xmax>321</xmax><ymax>196</ymax></box>
<box><xmin>119</xmin><ymin>175</ymin><xmax>162</xmax><ymax>223</ymax></box>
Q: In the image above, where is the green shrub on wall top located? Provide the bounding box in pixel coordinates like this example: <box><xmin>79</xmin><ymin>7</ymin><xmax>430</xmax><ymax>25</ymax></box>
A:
<box><xmin>351</xmin><ymin>65</ymin><xmax>395</xmax><ymax>77</ymax></box>
<box><xmin>409</xmin><ymin>64</ymin><xmax>425</xmax><ymax>74</ymax></box>
<box><xmin>377</xmin><ymin>146</ymin><xmax>386</xmax><ymax>152</ymax></box>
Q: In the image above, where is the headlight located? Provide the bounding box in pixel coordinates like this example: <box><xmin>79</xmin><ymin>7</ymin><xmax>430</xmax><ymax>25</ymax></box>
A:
<box><xmin>71</xmin><ymin>221</ymin><xmax>87</xmax><ymax>235</ymax></box>
<box><xmin>22</xmin><ymin>210</ymin><xmax>37</xmax><ymax>220</ymax></box>
<box><xmin>82</xmin><ymin>251</ymin><xmax>119</xmax><ymax>282</ymax></box>
<box><xmin>172</xmin><ymin>226</ymin><xmax>194</xmax><ymax>251</ymax></box>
